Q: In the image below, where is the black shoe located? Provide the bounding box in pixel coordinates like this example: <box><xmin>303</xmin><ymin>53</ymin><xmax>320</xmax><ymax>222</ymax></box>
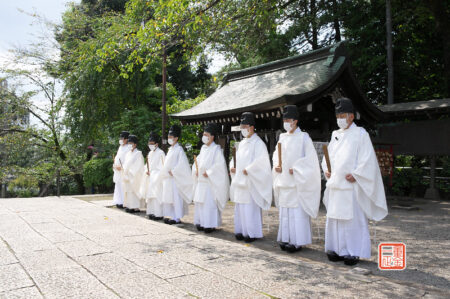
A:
<box><xmin>196</xmin><ymin>224</ymin><xmax>204</xmax><ymax>231</ymax></box>
<box><xmin>235</xmin><ymin>233</ymin><xmax>244</xmax><ymax>241</ymax></box>
<box><xmin>154</xmin><ymin>216</ymin><xmax>163</xmax><ymax>221</ymax></box>
<box><xmin>125</xmin><ymin>208</ymin><xmax>132</xmax><ymax>213</ymax></box>
<box><xmin>279</xmin><ymin>242</ymin><xmax>288</xmax><ymax>251</ymax></box>
<box><xmin>343</xmin><ymin>256</ymin><xmax>360</xmax><ymax>266</ymax></box>
<box><xmin>169</xmin><ymin>220</ymin><xmax>181</xmax><ymax>225</ymax></box>
<box><xmin>148</xmin><ymin>214</ymin><xmax>155</xmax><ymax>220</ymax></box>
<box><xmin>164</xmin><ymin>218</ymin><xmax>170</xmax><ymax>224</ymax></box>
<box><xmin>285</xmin><ymin>244</ymin><xmax>297</xmax><ymax>253</ymax></box>
<box><xmin>327</xmin><ymin>250</ymin><xmax>344</xmax><ymax>262</ymax></box>
<box><xmin>244</xmin><ymin>236</ymin><xmax>256</xmax><ymax>243</ymax></box>
<box><xmin>116</xmin><ymin>204</ymin><xmax>123</xmax><ymax>209</ymax></box>
<box><xmin>204</xmin><ymin>228</ymin><xmax>215</xmax><ymax>234</ymax></box>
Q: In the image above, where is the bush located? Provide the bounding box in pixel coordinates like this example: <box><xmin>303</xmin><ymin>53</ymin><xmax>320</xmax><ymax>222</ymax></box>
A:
<box><xmin>83</xmin><ymin>158</ymin><xmax>114</xmax><ymax>192</ymax></box>
<box><xmin>390</xmin><ymin>167</ymin><xmax>427</xmax><ymax>197</ymax></box>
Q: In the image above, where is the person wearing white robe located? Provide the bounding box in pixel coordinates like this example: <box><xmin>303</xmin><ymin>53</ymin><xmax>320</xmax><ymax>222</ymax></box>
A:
<box><xmin>158</xmin><ymin>125</ymin><xmax>193</xmax><ymax>225</ymax></box>
<box><xmin>322</xmin><ymin>97</ymin><xmax>388</xmax><ymax>266</ymax></box>
<box><xmin>140</xmin><ymin>132</ymin><xmax>165</xmax><ymax>220</ymax></box>
<box><xmin>192</xmin><ymin>123</ymin><xmax>230</xmax><ymax>233</ymax></box>
<box><xmin>272</xmin><ymin>105</ymin><xmax>321</xmax><ymax>253</ymax></box>
<box><xmin>230</xmin><ymin>112</ymin><xmax>272</xmax><ymax>243</ymax></box>
<box><xmin>113</xmin><ymin>131</ymin><xmax>131</xmax><ymax>209</ymax></box>
<box><xmin>122</xmin><ymin>135</ymin><xmax>145</xmax><ymax>213</ymax></box>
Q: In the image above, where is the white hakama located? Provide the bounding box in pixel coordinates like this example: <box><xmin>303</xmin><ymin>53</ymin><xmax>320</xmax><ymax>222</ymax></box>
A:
<box><xmin>273</xmin><ymin>128</ymin><xmax>321</xmax><ymax>248</ymax></box>
<box><xmin>113</xmin><ymin>180</ymin><xmax>124</xmax><ymax>205</ymax></box>
<box><xmin>325</xmin><ymin>197</ymin><xmax>371</xmax><ymax>258</ymax></box>
<box><xmin>194</xmin><ymin>187</ymin><xmax>221</xmax><ymax>228</ymax></box>
<box><xmin>124</xmin><ymin>188</ymin><xmax>140</xmax><ymax>209</ymax></box>
<box><xmin>157</xmin><ymin>143</ymin><xmax>193</xmax><ymax>222</ymax></box>
<box><xmin>322</xmin><ymin>123</ymin><xmax>388</xmax><ymax>259</ymax></box>
<box><xmin>123</xmin><ymin>148</ymin><xmax>144</xmax><ymax>210</ymax></box>
<box><xmin>277</xmin><ymin>206</ymin><xmax>312</xmax><ymax>247</ymax></box>
<box><xmin>234</xmin><ymin>198</ymin><xmax>263</xmax><ymax>238</ymax></box>
<box><xmin>230</xmin><ymin>133</ymin><xmax>272</xmax><ymax>239</ymax></box>
<box><xmin>112</xmin><ymin>144</ymin><xmax>131</xmax><ymax>205</ymax></box>
<box><xmin>192</xmin><ymin>142</ymin><xmax>229</xmax><ymax>229</ymax></box>
<box><xmin>162</xmin><ymin>180</ymin><xmax>188</xmax><ymax>221</ymax></box>
<box><xmin>140</xmin><ymin>147</ymin><xmax>165</xmax><ymax>217</ymax></box>
<box><xmin>147</xmin><ymin>198</ymin><xmax>163</xmax><ymax>217</ymax></box>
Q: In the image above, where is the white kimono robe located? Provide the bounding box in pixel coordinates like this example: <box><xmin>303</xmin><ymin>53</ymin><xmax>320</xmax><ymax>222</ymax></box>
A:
<box><xmin>321</xmin><ymin>123</ymin><xmax>388</xmax><ymax>258</ymax></box>
<box><xmin>158</xmin><ymin>143</ymin><xmax>193</xmax><ymax>221</ymax></box>
<box><xmin>123</xmin><ymin>149</ymin><xmax>145</xmax><ymax>210</ymax></box>
<box><xmin>273</xmin><ymin>128</ymin><xmax>321</xmax><ymax>247</ymax></box>
<box><xmin>230</xmin><ymin>133</ymin><xmax>272</xmax><ymax>238</ymax></box>
<box><xmin>140</xmin><ymin>147</ymin><xmax>165</xmax><ymax>217</ymax></box>
<box><xmin>192</xmin><ymin>142</ymin><xmax>230</xmax><ymax>228</ymax></box>
<box><xmin>113</xmin><ymin>144</ymin><xmax>131</xmax><ymax>205</ymax></box>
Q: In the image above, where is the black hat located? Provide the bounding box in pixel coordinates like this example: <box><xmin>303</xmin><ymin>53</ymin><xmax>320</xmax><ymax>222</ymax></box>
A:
<box><xmin>282</xmin><ymin>105</ymin><xmax>299</xmax><ymax>120</ymax></box>
<box><xmin>240</xmin><ymin>112</ymin><xmax>255</xmax><ymax>126</ymax></box>
<box><xmin>120</xmin><ymin>131</ymin><xmax>130</xmax><ymax>139</ymax></box>
<box><xmin>168</xmin><ymin>125</ymin><xmax>181</xmax><ymax>138</ymax></box>
<box><xmin>128</xmin><ymin>135</ymin><xmax>138</xmax><ymax>144</ymax></box>
<box><xmin>148</xmin><ymin>132</ymin><xmax>160</xmax><ymax>143</ymax></box>
<box><xmin>335</xmin><ymin>97</ymin><xmax>354</xmax><ymax>114</ymax></box>
<box><xmin>204</xmin><ymin>123</ymin><xmax>219</xmax><ymax>136</ymax></box>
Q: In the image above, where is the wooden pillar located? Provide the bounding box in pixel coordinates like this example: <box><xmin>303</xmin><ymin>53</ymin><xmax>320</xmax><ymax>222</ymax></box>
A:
<box><xmin>425</xmin><ymin>155</ymin><xmax>440</xmax><ymax>199</ymax></box>
<box><xmin>224</xmin><ymin>124</ymin><xmax>231</xmax><ymax>170</ymax></box>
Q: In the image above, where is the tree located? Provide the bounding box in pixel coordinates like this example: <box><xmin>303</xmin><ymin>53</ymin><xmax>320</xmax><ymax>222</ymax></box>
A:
<box><xmin>0</xmin><ymin>43</ymin><xmax>85</xmax><ymax>195</ymax></box>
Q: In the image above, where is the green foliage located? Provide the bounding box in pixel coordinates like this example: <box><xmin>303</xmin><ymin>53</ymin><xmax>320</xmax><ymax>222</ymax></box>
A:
<box><xmin>167</xmin><ymin>94</ymin><xmax>205</xmax><ymax>163</ymax></box>
<box><xmin>83</xmin><ymin>158</ymin><xmax>114</xmax><ymax>190</ymax></box>
<box><xmin>391</xmin><ymin>167</ymin><xmax>427</xmax><ymax>197</ymax></box>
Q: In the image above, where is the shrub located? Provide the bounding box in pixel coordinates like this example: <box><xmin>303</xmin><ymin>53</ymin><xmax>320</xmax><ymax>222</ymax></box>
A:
<box><xmin>83</xmin><ymin>158</ymin><xmax>113</xmax><ymax>192</ymax></box>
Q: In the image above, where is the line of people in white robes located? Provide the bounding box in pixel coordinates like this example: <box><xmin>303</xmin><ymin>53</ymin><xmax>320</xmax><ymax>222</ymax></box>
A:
<box><xmin>112</xmin><ymin>98</ymin><xmax>388</xmax><ymax>266</ymax></box>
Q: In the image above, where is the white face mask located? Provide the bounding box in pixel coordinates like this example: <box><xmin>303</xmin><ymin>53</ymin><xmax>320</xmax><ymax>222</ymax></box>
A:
<box><xmin>241</xmin><ymin>128</ymin><xmax>249</xmax><ymax>138</ymax></box>
<box><xmin>168</xmin><ymin>138</ymin><xmax>174</xmax><ymax>145</ymax></box>
<box><xmin>337</xmin><ymin>118</ymin><xmax>348</xmax><ymax>129</ymax></box>
<box><xmin>148</xmin><ymin>144</ymin><xmax>156</xmax><ymax>151</ymax></box>
<box><xmin>283</xmin><ymin>122</ymin><xmax>293</xmax><ymax>132</ymax></box>
<box><xmin>119</xmin><ymin>139</ymin><xmax>124</xmax><ymax>145</ymax></box>
<box><xmin>202</xmin><ymin>135</ymin><xmax>210</xmax><ymax>144</ymax></box>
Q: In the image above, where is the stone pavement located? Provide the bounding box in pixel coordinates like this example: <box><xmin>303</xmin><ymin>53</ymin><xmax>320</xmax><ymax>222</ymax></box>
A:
<box><xmin>0</xmin><ymin>196</ymin><xmax>448</xmax><ymax>299</ymax></box>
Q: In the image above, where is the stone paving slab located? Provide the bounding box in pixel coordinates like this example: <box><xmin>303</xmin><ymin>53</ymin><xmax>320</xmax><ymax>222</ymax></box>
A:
<box><xmin>0</xmin><ymin>196</ymin><xmax>449</xmax><ymax>299</ymax></box>
<box><xmin>0</xmin><ymin>263</ymin><xmax>34</xmax><ymax>293</ymax></box>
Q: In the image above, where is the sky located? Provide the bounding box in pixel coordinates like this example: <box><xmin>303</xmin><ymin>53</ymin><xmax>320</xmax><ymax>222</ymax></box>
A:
<box><xmin>0</xmin><ymin>0</ymin><xmax>227</xmax><ymax>72</ymax></box>
<box><xmin>0</xmin><ymin>0</ymin><xmax>76</xmax><ymax>55</ymax></box>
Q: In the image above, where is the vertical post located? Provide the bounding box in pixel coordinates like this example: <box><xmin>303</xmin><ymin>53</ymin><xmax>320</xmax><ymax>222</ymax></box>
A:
<box><xmin>161</xmin><ymin>47</ymin><xmax>168</xmax><ymax>151</ymax></box>
<box><xmin>425</xmin><ymin>155</ymin><xmax>440</xmax><ymax>199</ymax></box>
<box><xmin>56</xmin><ymin>169</ymin><xmax>61</xmax><ymax>197</ymax></box>
<box><xmin>386</xmin><ymin>0</ymin><xmax>394</xmax><ymax>104</ymax></box>
<box><xmin>430</xmin><ymin>155</ymin><xmax>436</xmax><ymax>190</ymax></box>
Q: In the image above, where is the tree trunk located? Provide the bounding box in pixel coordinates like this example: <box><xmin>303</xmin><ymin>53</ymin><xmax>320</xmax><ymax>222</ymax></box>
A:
<box><xmin>161</xmin><ymin>47</ymin><xmax>168</xmax><ymax>151</ymax></box>
<box><xmin>311</xmin><ymin>0</ymin><xmax>318</xmax><ymax>49</ymax></box>
<box><xmin>332</xmin><ymin>0</ymin><xmax>341</xmax><ymax>42</ymax></box>
<box><xmin>56</xmin><ymin>169</ymin><xmax>61</xmax><ymax>197</ymax></box>
<box><xmin>74</xmin><ymin>173</ymin><xmax>85</xmax><ymax>195</ymax></box>
<box><xmin>428</xmin><ymin>0</ymin><xmax>450</xmax><ymax>96</ymax></box>
<box><xmin>386</xmin><ymin>0</ymin><xmax>394</xmax><ymax>104</ymax></box>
